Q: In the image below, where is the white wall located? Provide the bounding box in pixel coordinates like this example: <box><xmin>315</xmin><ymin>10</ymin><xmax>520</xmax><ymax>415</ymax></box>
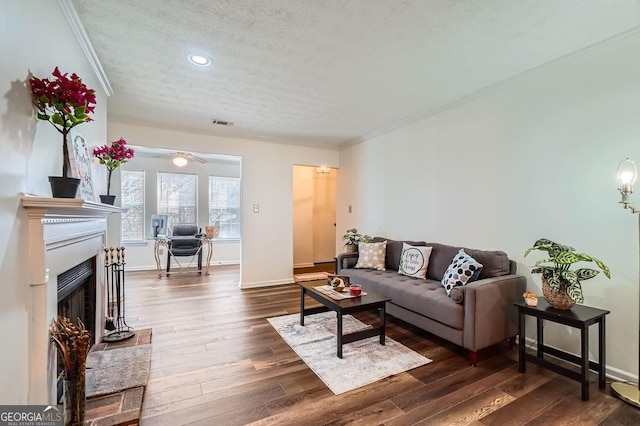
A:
<box><xmin>0</xmin><ymin>0</ymin><xmax>108</xmax><ymax>403</ymax></box>
<box><xmin>338</xmin><ymin>39</ymin><xmax>640</xmax><ymax>381</ymax></box>
<box><xmin>109</xmin><ymin>122</ymin><xmax>340</xmax><ymax>287</ymax></box>
<box><xmin>115</xmin><ymin>153</ymin><xmax>241</xmax><ymax>270</ymax></box>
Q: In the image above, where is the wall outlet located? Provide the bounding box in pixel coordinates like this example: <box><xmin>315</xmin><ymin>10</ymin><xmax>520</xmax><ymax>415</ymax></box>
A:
<box><xmin>349</xmin><ymin>205</ymin><xmax>352</xmax><ymax>213</ymax></box>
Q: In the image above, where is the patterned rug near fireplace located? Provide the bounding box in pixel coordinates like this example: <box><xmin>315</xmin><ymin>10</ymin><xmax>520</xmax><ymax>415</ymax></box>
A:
<box><xmin>267</xmin><ymin>312</ymin><xmax>432</xmax><ymax>394</ymax></box>
<box><xmin>86</xmin><ymin>344</ymin><xmax>151</xmax><ymax>398</ymax></box>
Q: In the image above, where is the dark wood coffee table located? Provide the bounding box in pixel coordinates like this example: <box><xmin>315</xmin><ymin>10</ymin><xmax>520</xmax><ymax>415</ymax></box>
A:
<box><xmin>298</xmin><ymin>280</ymin><xmax>391</xmax><ymax>358</ymax></box>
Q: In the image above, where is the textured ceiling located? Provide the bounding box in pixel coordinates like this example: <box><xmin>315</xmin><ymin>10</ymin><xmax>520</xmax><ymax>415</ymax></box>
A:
<box><xmin>71</xmin><ymin>0</ymin><xmax>640</xmax><ymax>149</ymax></box>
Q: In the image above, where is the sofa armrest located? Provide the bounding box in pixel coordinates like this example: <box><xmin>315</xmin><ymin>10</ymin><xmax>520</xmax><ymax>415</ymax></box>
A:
<box><xmin>335</xmin><ymin>252</ymin><xmax>359</xmax><ymax>273</ymax></box>
<box><xmin>462</xmin><ymin>274</ymin><xmax>526</xmax><ymax>352</ymax></box>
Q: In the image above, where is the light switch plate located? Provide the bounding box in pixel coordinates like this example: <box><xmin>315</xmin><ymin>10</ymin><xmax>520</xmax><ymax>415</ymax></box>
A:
<box><xmin>253</xmin><ymin>204</ymin><xmax>259</xmax><ymax>213</ymax></box>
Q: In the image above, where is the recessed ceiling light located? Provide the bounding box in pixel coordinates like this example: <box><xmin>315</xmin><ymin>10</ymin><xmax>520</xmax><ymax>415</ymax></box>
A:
<box><xmin>187</xmin><ymin>54</ymin><xmax>211</xmax><ymax>66</ymax></box>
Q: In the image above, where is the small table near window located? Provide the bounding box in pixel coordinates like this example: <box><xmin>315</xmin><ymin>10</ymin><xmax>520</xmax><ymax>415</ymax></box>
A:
<box><xmin>515</xmin><ymin>299</ymin><xmax>609</xmax><ymax>401</ymax></box>
<box><xmin>153</xmin><ymin>236</ymin><xmax>214</xmax><ymax>277</ymax></box>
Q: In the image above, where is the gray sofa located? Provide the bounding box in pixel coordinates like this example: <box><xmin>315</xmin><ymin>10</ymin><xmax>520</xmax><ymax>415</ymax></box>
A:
<box><xmin>336</xmin><ymin>237</ymin><xmax>526</xmax><ymax>365</ymax></box>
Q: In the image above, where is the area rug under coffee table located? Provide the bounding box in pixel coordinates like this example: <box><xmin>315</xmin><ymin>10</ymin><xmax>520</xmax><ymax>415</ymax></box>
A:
<box><xmin>268</xmin><ymin>311</ymin><xmax>432</xmax><ymax>394</ymax></box>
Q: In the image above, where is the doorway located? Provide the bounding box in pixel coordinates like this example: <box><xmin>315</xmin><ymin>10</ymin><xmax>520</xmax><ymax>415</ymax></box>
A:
<box><xmin>292</xmin><ymin>165</ymin><xmax>337</xmax><ymax>274</ymax></box>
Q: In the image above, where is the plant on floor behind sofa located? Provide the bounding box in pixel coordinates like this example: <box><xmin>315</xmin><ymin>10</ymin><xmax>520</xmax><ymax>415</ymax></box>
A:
<box><xmin>524</xmin><ymin>238</ymin><xmax>610</xmax><ymax>309</ymax></box>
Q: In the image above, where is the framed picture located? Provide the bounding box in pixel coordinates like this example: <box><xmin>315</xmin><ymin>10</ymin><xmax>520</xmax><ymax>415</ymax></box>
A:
<box><xmin>68</xmin><ymin>131</ymin><xmax>97</xmax><ymax>202</ymax></box>
<box><xmin>150</xmin><ymin>214</ymin><xmax>169</xmax><ymax>237</ymax></box>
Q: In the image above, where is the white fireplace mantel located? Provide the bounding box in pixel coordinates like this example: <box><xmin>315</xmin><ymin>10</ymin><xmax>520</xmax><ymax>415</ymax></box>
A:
<box><xmin>21</xmin><ymin>194</ymin><xmax>122</xmax><ymax>404</ymax></box>
<box><xmin>21</xmin><ymin>195</ymin><xmax>123</xmax><ymax>216</ymax></box>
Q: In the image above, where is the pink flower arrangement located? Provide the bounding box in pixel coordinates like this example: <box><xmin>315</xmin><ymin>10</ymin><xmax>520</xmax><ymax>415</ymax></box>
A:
<box><xmin>30</xmin><ymin>67</ymin><xmax>97</xmax><ymax>178</ymax></box>
<box><xmin>93</xmin><ymin>138</ymin><xmax>135</xmax><ymax>195</ymax></box>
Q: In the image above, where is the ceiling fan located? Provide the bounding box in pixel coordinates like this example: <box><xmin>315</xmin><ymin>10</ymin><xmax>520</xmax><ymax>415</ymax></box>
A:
<box><xmin>165</xmin><ymin>152</ymin><xmax>207</xmax><ymax>167</ymax></box>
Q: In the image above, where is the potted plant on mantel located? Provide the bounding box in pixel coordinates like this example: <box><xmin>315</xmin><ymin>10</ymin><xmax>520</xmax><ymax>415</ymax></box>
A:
<box><xmin>342</xmin><ymin>228</ymin><xmax>372</xmax><ymax>253</ymax></box>
<box><xmin>524</xmin><ymin>238</ymin><xmax>610</xmax><ymax>310</ymax></box>
<box><xmin>30</xmin><ymin>67</ymin><xmax>97</xmax><ymax>198</ymax></box>
<box><xmin>92</xmin><ymin>138</ymin><xmax>135</xmax><ymax>205</ymax></box>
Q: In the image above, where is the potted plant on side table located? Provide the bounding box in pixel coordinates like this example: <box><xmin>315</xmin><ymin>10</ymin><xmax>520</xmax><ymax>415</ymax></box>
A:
<box><xmin>524</xmin><ymin>238</ymin><xmax>610</xmax><ymax>310</ymax></box>
<box><xmin>342</xmin><ymin>228</ymin><xmax>372</xmax><ymax>253</ymax></box>
<box><xmin>30</xmin><ymin>67</ymin><xmax>96</xmax><ymax>198</ymax></box>
<box><xmin>92</xmin><ymin>138</ymin><xmax>135</xmax><ymax>204</ymax></box>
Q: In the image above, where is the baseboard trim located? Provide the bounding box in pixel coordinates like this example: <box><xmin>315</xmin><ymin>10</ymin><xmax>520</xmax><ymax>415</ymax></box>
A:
<box><xmin>520</xmin><ymin>336</ymin><xmax>636</xmax><ymax>384</ymax></box>
<box><xmin>293</xmin><ymin>263</ymin><xmax>315</xmax><ymax>269</ymax></box>
<box><xmin>127</xmin><ymin>260</ymin><xmax>240</xmax><ymax>272</ymax></box>
<box><xmin>240</xmin><ymin>278</ymin><xmax>293</xmax><ymax>289</ymax></box>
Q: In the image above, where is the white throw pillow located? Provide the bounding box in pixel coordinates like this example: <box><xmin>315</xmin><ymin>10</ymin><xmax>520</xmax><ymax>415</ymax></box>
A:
<box><xmin>355</xmin><ymin>241</ymin><xmax>387</xmax><ymax>271</ymax></box>
<box><xmin>441</xmin><ymin>249</ymin><xmax>483</xmax><ymax>296</ymax></box>
<box><xmin>398</xmin><ymin>243</ymin><xmax>433</xmax><ymax>279</ymax></box>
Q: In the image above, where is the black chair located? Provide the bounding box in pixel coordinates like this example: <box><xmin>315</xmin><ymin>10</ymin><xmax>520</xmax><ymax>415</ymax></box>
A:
<box><xmin>167</xmin><ymin>224</ymin><xmax>203</xmax><ymax>272</ymax></box>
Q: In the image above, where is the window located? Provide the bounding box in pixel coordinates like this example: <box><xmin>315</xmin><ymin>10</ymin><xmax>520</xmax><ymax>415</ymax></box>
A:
<box><xmin>157</xmin><ymin>172</ymin><xmax>197</xmax><ymax>231</ymax></box>
<box><xmin>209</xmin><ymin>176</ymin><xmax>240</xmax><ymax>239</ymax></box>
<box><xmin>121</xmin><ymin>171</ymin><xmax>145</xmax><ymax>241</ymax></box>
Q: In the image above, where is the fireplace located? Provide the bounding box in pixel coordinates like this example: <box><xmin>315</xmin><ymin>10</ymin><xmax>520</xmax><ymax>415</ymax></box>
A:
<box><xmin>57</xmin><ymin>257</ymin><xmax>97</xmax><ymax>344</ymax></box>
<box><xmin>22</xmin><ymin>195</ymin><xmax>121</xmax><ymax>404</ymax></box>
<box><xmin>55</xmin><ymin>257</ymin><xmax>97</xmax><ymax>403</ymax></box>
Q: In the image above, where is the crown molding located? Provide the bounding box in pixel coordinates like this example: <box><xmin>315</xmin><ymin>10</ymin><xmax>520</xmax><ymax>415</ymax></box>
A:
<box><xmin>57</xmin><ymin>0</ymin><xmax>113</xmax><ymax>96</ymax></box>
<box><xmin>342</xmin><ymin>25</ymin><xmax>640</xmax><ymax>149</ymax></box>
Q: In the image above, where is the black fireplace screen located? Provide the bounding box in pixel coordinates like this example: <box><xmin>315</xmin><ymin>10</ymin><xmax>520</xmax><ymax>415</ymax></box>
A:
<box><xmin>56</xmin><ymin>257</ymin><xmax>96</xmax><ymax>403</ymax></box>
<box><xmin>57</xmin><ymin>257</ymin><xmax>96</xmax><ymax>345</ymax></box>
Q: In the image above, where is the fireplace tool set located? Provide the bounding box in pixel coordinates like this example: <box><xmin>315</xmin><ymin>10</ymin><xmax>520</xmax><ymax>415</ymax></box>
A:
<box><xmin>103</xmin><ymin>246</ymin><xmax>135</xmax><ymax>342</ymax></box>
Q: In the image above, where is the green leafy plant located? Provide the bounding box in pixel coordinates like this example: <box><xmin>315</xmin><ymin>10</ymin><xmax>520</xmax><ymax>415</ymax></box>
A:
<box><xmin>342</xmin><ymin>228</ymin><xmax>372</xmax><ymax>246</ymax></box>
<box><xmin>524</xmin><ymin>238</ymin><xmax>610</xmax><ymax>303</ymax></box>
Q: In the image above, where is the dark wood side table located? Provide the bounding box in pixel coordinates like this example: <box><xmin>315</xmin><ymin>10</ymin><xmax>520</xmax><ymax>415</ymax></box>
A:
<box><xmin>515</xmin><ymin>299</ymin><xmax>610</xmax><ymax>401</ymax></box>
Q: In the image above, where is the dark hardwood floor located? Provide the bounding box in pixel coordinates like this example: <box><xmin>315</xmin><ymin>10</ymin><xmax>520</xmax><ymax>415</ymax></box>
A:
<box><xmin>124</xmin><ymin>266</ymin><xmax>639</xmax><ymax>425</ymax></box>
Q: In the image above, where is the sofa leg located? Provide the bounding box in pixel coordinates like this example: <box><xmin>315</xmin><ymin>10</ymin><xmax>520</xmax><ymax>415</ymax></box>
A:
<box><xmin>469</xmin><ymin>351</ymin><xmax>478</xmax><ymax>366</ymax></box>
<box><xmin>509</xmin><ymin>335</ymin><xmax>516</xmax><ymax>351</ymax></box>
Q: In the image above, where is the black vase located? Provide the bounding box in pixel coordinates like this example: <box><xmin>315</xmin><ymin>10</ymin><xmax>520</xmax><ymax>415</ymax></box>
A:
<box><xmin>99</xmin><ymin>195</ymin><xmax>116</xmax><ymax>205</ymax></box>
<box><xmin>49</xmin><ymin>176</ymin><xmax>80</xmax><ymax>198</ymax></box>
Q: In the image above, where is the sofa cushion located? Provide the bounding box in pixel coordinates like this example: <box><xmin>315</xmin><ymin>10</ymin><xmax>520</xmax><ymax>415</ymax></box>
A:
<box><xmin>355</xmin><ymin>241</ymin><xmax>387</xmax><ymax>270</ymax></box>
<box><xmin>398</xmin><ymin>243</ymin><xmax>432</xmax><ymax>279</ymax></box>
<box><xmin>372</xmin><ymin>237</ymin><xmax>427</xmax><ymax>271</ymax></box>
<box><xmin>426</xmin><ymin>243</ymin><xmax>510</xmax><ymax>280</ymax></box>
<box><xmin>450</xmin><ymin>286</ymin><xmax>464</xmax><ymax>304</ymax></box>
<box><xmin>342</xmin><ymin>268</ymin><xmax>464</xmax><ymax>329</ymax></box>
<box><xmin>441</xmin><ymin>249</ymin><xmax>483</xmax><ymax>296</ymax></box>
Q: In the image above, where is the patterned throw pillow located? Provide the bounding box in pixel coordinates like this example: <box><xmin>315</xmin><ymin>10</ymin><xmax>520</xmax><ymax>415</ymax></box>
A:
<box><xmin>441</xmin><ymin>249</ymin><xmax>483</xmax><ymax>296</ymax></box>
<box><xmin>355</xmin><ymin>241</ymin><xmax>387</xmax><ymax>271</ymax></box>
<box><xmin>398</xmin><ymin>243</ymin><xmax>433</xmax><ymax>279</ymax></box>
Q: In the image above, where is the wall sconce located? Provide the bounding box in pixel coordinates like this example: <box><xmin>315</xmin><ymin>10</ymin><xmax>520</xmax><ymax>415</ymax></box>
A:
<box><xmin>316</xmin><ymin>166</ymin><xmax>330</xmax><ymax>174</ymax></box>
<box><xmin>618</xmin><ymin>158</ymin><xmax>638</xmax><ymax>206</ymax></box>
<box><xmin>173</xmin><ymin>155</ymin><xmax>188</xmax><ymax>167</ymax></box>
<box><xmin>612</xmin><ymin>157</ymin><xmax>640</xmax><ymax>407</ymax></box>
